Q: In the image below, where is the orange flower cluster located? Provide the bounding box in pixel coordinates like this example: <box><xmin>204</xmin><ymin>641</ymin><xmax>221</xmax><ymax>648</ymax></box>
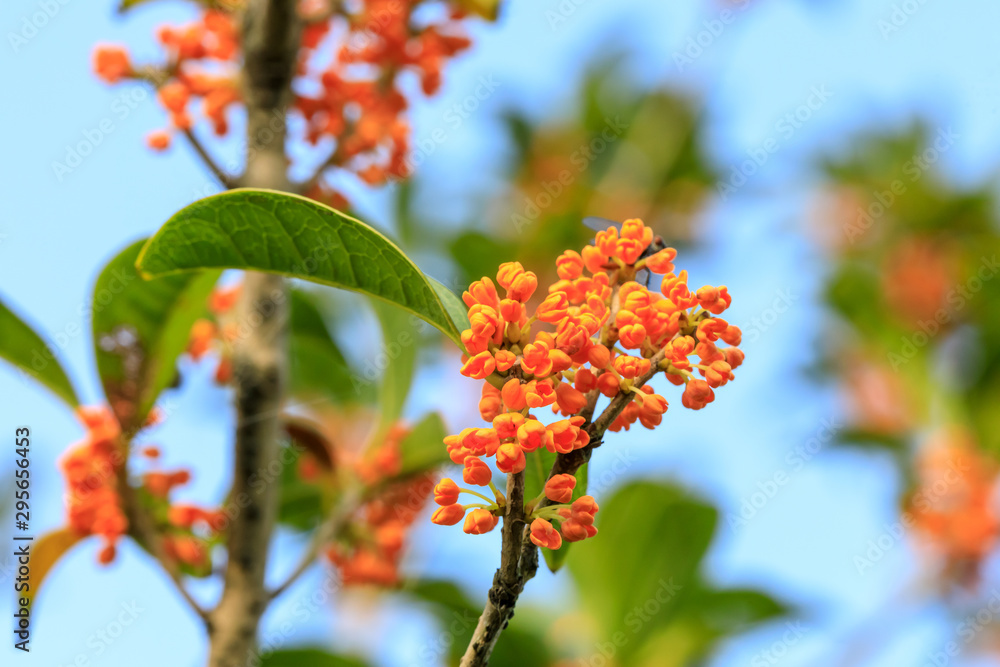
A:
<box><xmin>326</xmin><ymin>425</ymin><xmax>432</xmax><ymax>586</ymax></box>
<box><xmin>432</xmin><ymin>218</ymin><xmax>743</xmax><ymax>547</ymax></box>
<box><xmin>91</xmin><ymin>1</ymin><xmax>473</xmax><ymax>197</ymax></box>
<box><xmin>909</xmin><ymin>430</ymin><xmax>1000</xmax><ymax>582</ymax></box>
<box><xmin>59</xmin><ymin>407</ymin><xmax>128</xmax><ymax>564</ymax></box>
<box><xmin>186</xmin><ymin>283</ymin><xmax>242</xmax><ymax>384</ymax></box>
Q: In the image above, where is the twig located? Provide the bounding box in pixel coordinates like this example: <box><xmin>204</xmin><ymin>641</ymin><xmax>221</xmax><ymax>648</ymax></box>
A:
<box><xmin>459</xmin><ymin>347</ymin><xmax>668</xmax><ymax>666</ymax></box>
<box><xmin>119</xmin><ymin>480</ymin><xmax>211</xmax><ymax>624</ymax></box>
<box><xmin>181</xmin><ymin>127</ymin><xmax>238</xmax><ymax>189</ymax></box>
<box><xmin>268</xmin><ymin>486</ymin><xmax>361</xmax><ymax>600</ymax></box>
<box><xmin>460</xmin><ymin>471</ymin><xmax>527</xmax><ymax>666</ymax></box>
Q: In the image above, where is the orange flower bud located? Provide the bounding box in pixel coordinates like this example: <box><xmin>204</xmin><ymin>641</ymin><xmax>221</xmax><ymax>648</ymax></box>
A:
<box><xmin>544</xmin><ymin>474</ymin><xmax>577</xmax><ymax>503</ymax></box>
<box><xmin>556</xmin><ymin>250</ymin><xmax>585</xmax><ymax>280</ymax></box>
<box><xmin>146</xmin><ymin>130</ymin><xmax>171</xmax><ymax>151</ymax></box>
<box><xmin>463</xmin><ymin>277</ymin><xmax>500</xmax><ymax>309</ymax></box>
<box><xmin>158</xmin><ymin>81</ymin><xmax>190</xmax><ymax>114</ymax></box>
<box><xmin>496</xmin><ymin>442</ymin><xmax>526</xmax><ymax>473</ymax></box>
<box><xmin>93</xmin><ymin>45</ymin><xmax>131</xmax><ymax>83</ymax></box>
<box><xmin>536</xmin><ymin>292</ymin><xmax>569</xmax><ymax>323</ymax></box>
<box><xmin>529</xmin><ymin>518</ymin><xmax>563</xmax><ymax>550</ymax></box>
<box><xmin>595</xmin><ymin>228</ymin><xmax>618</xmax><ymax>256</ymax></box>
<box><xmin>502</xmin><ymin>378</ymin><xmax>527</xmax><ymax>411</ymax></box>
<box><xmin>493</xmin><ymin>412</ymin><xmax>525</xmax><ymax>440</ymax></box>
<box><xmin>499</xmin><ymin>299</ymin><xmax>523</xmax><ymax>323</ymax></box>
<box><xmin>682</xmin><ymin>379</ymin><xmax>715</xmax><ymax>410</ymax></box>
<box><xmin>613</xmin><ymin>355</ymin><xmax>650</xmax><ymax>379</ymax></box>
<box><xmin>587</xmin><ymin>344</ymin><xmax>611</xmax><ymax>369</ymax></box>
<box><xmin>724</xmin><ymin>347</ymin><xmax>745</xmax><ymax>369</ymax></box>
<box><xmin>597</xmin><ymin>372</ymin><xmax>621</xmax><ymax>397</ymax></box>
<box><xmin>619</xmin><ymin>323</ymin><xmax>647</xmax><ymax>349</ymax></box>
<box><xmin>461</xmin><ymin>351</ymin><xmax>496</xmax><ymax>380</ymax></box>
<box><xmin>575</xmin><ymin>368</ymin><xmax>597</xmax><ymax>392</ymax></box>
<box><xmin>643</xmin><ymin>248</ymin><xmax>677</xmax><ymax>274</ymax></box>
<box><xmin>463</xmin><ymin>508</ymin><xmax>499</xmax><ymax>535</ymax></box>
<box><xmin>432</xmin><ymin>504</ymin><xmax>466</xmax><ymax>526</ymax></box>
<box><xmin>581</xmin><ymin>245</ymin><xmax>607</xmax><ymax>274</ymax></box>
<box><xmin>508</xmin><ymin>271</ymin><xmax>538</xmax><ymax>302</ymax></box>
<box><xmin>434</xmin><ymin>478</ymin><xmax>460</xmax><ymax>506</ymax></box>
<box><xmin>517</xmin><ymin>419</ymin><xmax>548</xmax><ymax>452</ymax></box>
<box><xmin>705</xmin><ymin>360</ymin><xmax>733</xmax><ymax>388</ymax></box>
<box><xmin>462</xmin><ymin>456</ymin><xmax>493</xmax><ymax>486</ymax></box>
<box><xmin>525</xmin><ymin>380</ymin><xmax>556</xmax><ymax>408</ymax></box>
<box><xmin>616</xmin><ymin>238</ymin><xmax>644</xmax><ymax>265</ymax></box>
<box><xmin>495</xmin><ymin>262</ymin><xmax>525</xmax><ymax>290</ymax></box>
<box><xmin>555</xmin><ymin>382</ymin><xmax>588</xmax><ymax>415</ymax></box>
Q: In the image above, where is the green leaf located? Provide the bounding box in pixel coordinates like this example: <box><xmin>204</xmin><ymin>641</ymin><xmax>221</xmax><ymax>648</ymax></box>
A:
<box><xmin>568</xmin><ymin>480</ymin><xmax>717</xmax><ymax>659</ymax></box>
<box><xmin>371</xmin><ymin>298</ymin><xmax>418</xmax><ymax>431</ymax></box>
<box><xmin>522</xmin><ymin>449</ymin><xmax>588</xmax><ymax>573</ymax></box>
<box><xmin>0</xmin><ymin>296</ymin><xmax>79</xmax><ymax>407</ymax></box>
<box><xmin>289</xmin><ymin>289</ymin><xmax>367</xmax><ymax>406</ymax></box>
<box><xmin>92</xmin><ymin>240</ymin><xmax>220</xmax><ymax>431</ymax></box>
<box><xmin>397</xmin><ymin>412</ymin><xmax>449</xmax><ymax>476</ymax></box>
<box><xmin>24</xmin><ymin>528</ymin><xmax>84</xmax><ymax>608</ymax></box>
<box><xmin>259</xmin><ymin>648</ymin><xmax>369</xmax><ymax>667</ymax></box>
<box><xmin>136</xmin><ymin>189</ymin><xmax>467</xmax><ymax>347</ymax></box>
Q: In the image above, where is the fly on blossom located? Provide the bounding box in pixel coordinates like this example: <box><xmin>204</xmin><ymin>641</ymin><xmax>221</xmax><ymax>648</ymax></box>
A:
<box><xmin>583</xmin><ymin>216</ymin><xmax>668</xmax><ymax>287</ymax></box>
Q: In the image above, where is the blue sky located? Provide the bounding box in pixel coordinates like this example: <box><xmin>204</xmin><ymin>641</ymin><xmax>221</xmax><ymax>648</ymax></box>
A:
<box><xmin>4</xmin><ymin>0</ymin><xmax>1000</xmax><ymax>665</ymax></box>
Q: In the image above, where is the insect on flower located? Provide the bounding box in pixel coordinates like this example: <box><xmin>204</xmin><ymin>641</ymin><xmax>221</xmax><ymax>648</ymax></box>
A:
<box><xmin>582</xmin><ymin>216</ymin><xmax>669</xmax><ymax>287</ymax></box>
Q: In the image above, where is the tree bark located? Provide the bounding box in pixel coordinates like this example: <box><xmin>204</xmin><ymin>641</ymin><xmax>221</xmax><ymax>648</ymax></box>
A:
<box><xmin>207</xmin><ymin>1</ymin><xmax>299</xmax><ymax>665</ymax></box>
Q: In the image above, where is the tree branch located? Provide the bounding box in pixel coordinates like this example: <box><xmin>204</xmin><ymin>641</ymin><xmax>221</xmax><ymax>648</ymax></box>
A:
<box><xmin>181</xmin><ymin>127</ymin><xmax>238</xmax><ymax>189</ymax></box>
<box><xmin>460</xmin><ymin>471</ymin><xmax>527</xmax><ymax>666</ymax></box>
<box><xmin>206</xmin><ymin>1</ymin><xmax>299</xmax><ymax>665</ymax></box>
<box><xmin>459</xmin><ymin>347</ymin><xmax>668</xmax><ymax>666</ymax></box>
<box><xmin>119</xmin><ymin>479</ymin><xmax>210</xmax><ymax>624</ymax></box>
<box><xmin>267</xmin><ymin>486</ymin><xmax>360</xmax><ymax>601</ymax></box>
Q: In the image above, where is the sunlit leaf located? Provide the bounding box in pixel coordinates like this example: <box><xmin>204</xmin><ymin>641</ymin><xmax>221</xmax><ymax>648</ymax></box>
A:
<box><xmin>23</xmin><ymin>528</ymin><xmax>83</xmax><ymax>608</ymax></box>
<box><xmin>0</xmin><ymin>296</ymin><xmax>79</xmax><ymax>407</ymax></box>
<box><xmin>136</xmin><ymin>189</ymin><xmax>467</xmax><ymax>347</ymax></box>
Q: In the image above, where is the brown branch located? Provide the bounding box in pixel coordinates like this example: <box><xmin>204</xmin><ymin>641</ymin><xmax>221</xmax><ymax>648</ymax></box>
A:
<box><xmin>206</xmin><ymin>1</ymin><xmax>299</xmax><ymax>665</ymax></box>
<box><xmin>118</xmin><ymin>479</ymin><xmax>210</xmax><ymax>624</ymax></box>
<box><xmin>460</xmin><ymin>347</ymin><xmax>668</xmax><ymax>666</ymax></box>
<box><xmin>267</xmin><ymin>485</ymin><xmax>361</xmax><ymax>601</ymax></box>
<box><xmin>181</xmin><ymin>127</ymin><xmax>238</xmax><ymax>189</ymax></box>
<box><xmin>460</xmin><ymin>471</ymin><xmax>527</xmax><ymax>666</ymax></box>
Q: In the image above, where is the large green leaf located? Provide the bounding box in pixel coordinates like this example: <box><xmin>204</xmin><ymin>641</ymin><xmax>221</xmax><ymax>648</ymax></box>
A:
<box><xmin>289</xmin><ymin>289</ymin><xmax>367</xmax><ymax>406</ymax></box>
<box><xmin>259</xmin><ymin>648</ymin><xmax>368</xmax><ymax>667</ymax></box>
<box><xmin>92</xmin><ymin>240</ymin><xmax>220</xmax><ymax>431</ymax></box>
<box><xmin>523</xmin><ymin>449</ymin><xmax>587</xmax><ymax>573</ymax></box>
<box><xmin>0</xmin><ymin>296</ymin><xmax>79</xmax><ymax>407</ymax></box>
<box><xmin>135</xmin><ymin>189</ymin><xmax>468</xmax><ymax>347</ymax></box>
<box><xmin>370</xmin><ymin>298</ymin><xmax>419</xmax><ymax>431</ymax></box>
<box><xmin>568</xmin><ymin>481</ymin><xmax>717</xmax><ymax>659</ymax></box>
